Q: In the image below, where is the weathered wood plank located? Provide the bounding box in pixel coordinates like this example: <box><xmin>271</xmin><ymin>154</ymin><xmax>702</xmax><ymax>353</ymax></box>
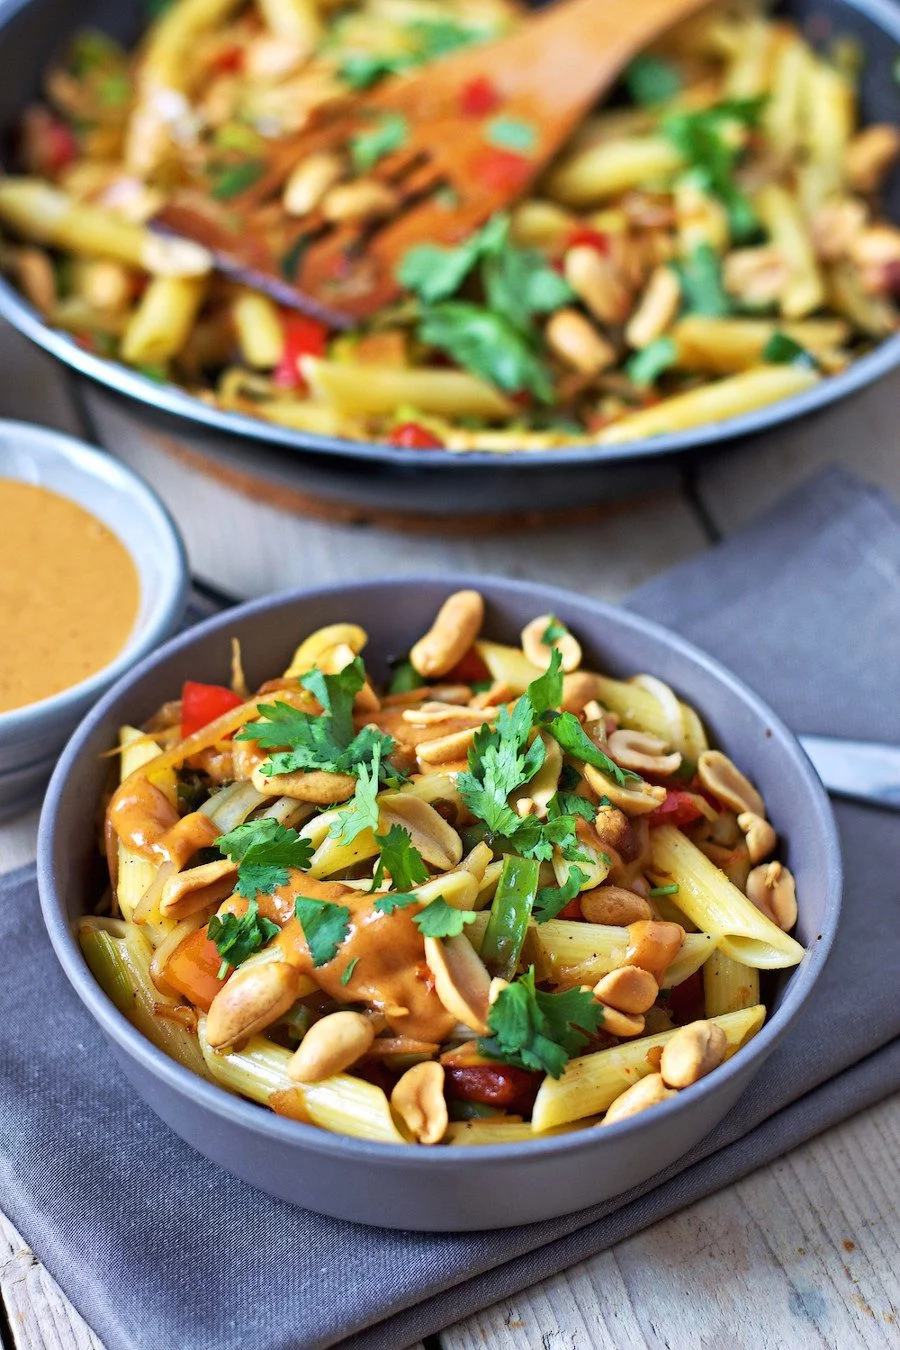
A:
<box><xmin>0</xmin><ymin>1216</ymin><xmax>102</xmax><ymax>1350</ymax></box>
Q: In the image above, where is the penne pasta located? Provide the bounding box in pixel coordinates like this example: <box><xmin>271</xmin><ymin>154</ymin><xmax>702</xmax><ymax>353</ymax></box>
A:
<box><xmin>531</xmin><ymin>1006</ymin><xmax>766</xmax><ymax>1131</ymax></box>
<box><xmin>754</xmin><ymin>184</ymin><xmax>825</xmax><ymax>318</ymax></box>
<box><xmin>671</xmin><ymin>317</ymin><xmax>851</xmax><ymax>376</ymax></box>
<box><xmin>231</xmin><ymin>289</ymin><xmax>286</xmax><ymax>370</ymax></box>
<box><xmin>544</xmin><ymin>136</ymin><xmax>684</xmax><ymax>206</ymax></box>
<box><xmin>522</xmin><ymin>919</ymin><xmax>715</xmax><ymax>988</ymax></box>
<box><xmin>121</xmin><ymin>275</ymin><xmax>208</xmax><ymax>365</ymax></box>
<box><xmin>703</xmin><ymin>948</ymin><xmax>761</xmax><ymax>1017</ymax></box>
<box><xmin>301</xmin><ymin>357</ymin><xmax>515</xmax><ymax>421</ymax></box>
<box><xmin>648</xmin><ymin>825</ymin><xmax>805</xmax><ymax>968</ymax></box>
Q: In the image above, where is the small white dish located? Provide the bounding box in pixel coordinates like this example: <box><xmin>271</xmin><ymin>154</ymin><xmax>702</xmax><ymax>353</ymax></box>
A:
<box><xmin>0</xmin><ymin>419</ymin><xmax>187</xmax><ymax>810</ymax></box>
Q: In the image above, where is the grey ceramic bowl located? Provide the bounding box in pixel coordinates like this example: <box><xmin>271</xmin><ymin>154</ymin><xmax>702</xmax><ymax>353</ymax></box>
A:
<box><xmin>0</xmin><ymin>0</ymin><xmax>899</xmax><ymax>518</ymax></box>
<box><xmin>38</xmin><ymin>576</ymin><xmax>841</xmax><ymax>1231</ymax></box>
<box><xmin>0</xmin><ymin>419</ymin><xmax>187</xmax><ymax>818</ymax></box>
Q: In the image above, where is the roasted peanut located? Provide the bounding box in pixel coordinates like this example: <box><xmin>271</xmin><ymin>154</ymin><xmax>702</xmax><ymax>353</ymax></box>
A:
<box><xmin>424</xmin><ymin>933</ymin><xmax>492</xmax><ymax>1033</ymax></box>
<box><xmin>520</xmin><ymin>614</ymin><xmax>582</xmax><ymax>673</ymax></box>
<box><xmin>737</xmin><ymin>811</ymin><xmax>777</xmax><ymax>864</ymax></box>
<box><xmin>660</xmin><ymin>1019</ymin><xmax>728</xmax><ymax>1088</ymax></box>
<box><xmin>321</xmin><ymin>179</ymin><xmax>398</xmax><ymax>225</ymax></box>
<box><xmin>284</xmin><ymin>152</ymin><xmax>345</xmax><ymax>214</ymax></box>
<box><xmin>159</xmin><ymin>858</ymin><xmax>238</xmax><ymax>919</ymax></box>
<box><xmin>746</xmin><ymin>861</ymin><xmax>797</xmax><ymax>931</ymax></box>
<box><xmin>811</xmin><ymin>197</ymin><xmax>869</xmax><ymax>263</ymax></box>
<box><xmin>390</xmin><ymin>1061</ymin><xmax>448</xmax><ymax>1144</ymax></box>
<box><xmin>625</xmin><ymin>265</ymin><xmax>680</xmax><ymax>348</ymax></box>
<box><xmin>607</xmin><ymin>729</ymin><xmax>681</xmax><ymax>777</ymax></box>
<box><xmin>584</xmin><ymin>763</ymin><xmax>666</xmax><ymax>815</ymax></box>
<box><xmin>625</xmin><ymin>919</ymin><xmax>685</xmax><ymax>982</ymax></box>
<box><xmin>546</xmin><ymin>308</ymin><xmax>616</xmax><ymax>376</ymax></box>
<box><xmin>602</xmin><ymin>1073</ymin><xmax>676</xmax><ymax>1125</ymax></box>
<box><xmin>410</xmin><ymin>590</ymin><xmax>485</xmax><ymax>679</ymax></box>
<box><xmin>580</xmin><ymin>885</ymin><xmax>653</xmax><ymax>926</ymax></box>
<box><xmin>251</xmin><ymin>764</ymin><xmax>357</xmax><ymax>803</ymax></box>
<box><xmin>845</xmin><ymin>124</ymin><xmax>900</xmax><ymax>194</ymax></box>
<box><xmin>697</xmin><ymin>750</ymin><xmax>765</xmax><ymax>818</ymax></box>
<box><xmin>416</xmin><ymin>725</ymin><xmax>479</xmax><ymax>767</ymax></box>
<box><xmin>849</xmin><ymin>223</ymin><xmax>900</xmax><ymax>269</ymax></box>
<box><xmin>593</xmin><ymin>806</ymin><xmax>640</xmax><ymax>864</ymax></box>
<box><xmin>593</xmin><ymin>964</ymin><xmax>658</xmax><ymax>1015</ymax></box>
<box><xmin>564</xmin><ymin>245</ymin><xmax>631</xmax><ymax>324</ymax></box>
<box><xmin>723</xmin><ymin>246</ymin><xmax>791</xmax><ymax>306</ymax></box>
<box><xmin>288</xmin><ymin>1011</ymin><xmax>375</xmax><ymax>1083</ymax></box>
<box><xmin>561</xmin><ymin>670</ymin><xmax>601</xmax><ymax>713</ymax></box>
<box><xmin>206</xmin><ymin>961</ymin><xmax>302</xmax><ymax>1049</ymax></box>
<box><xmin>596</xmin><ymin>1004</ymin><xmax>645</xmax><ymax>1037</ymax></box>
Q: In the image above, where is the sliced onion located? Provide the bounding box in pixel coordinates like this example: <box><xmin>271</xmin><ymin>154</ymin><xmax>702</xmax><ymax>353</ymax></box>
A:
<box><xmin>630</xmin><ymin>674</ymin><xmax>688</xmax><ymax>755</ymax></box>
<box><xmin>201</xmin><ymin>779</ymin><xmax>267</xmax><ymax>834</ymax></box>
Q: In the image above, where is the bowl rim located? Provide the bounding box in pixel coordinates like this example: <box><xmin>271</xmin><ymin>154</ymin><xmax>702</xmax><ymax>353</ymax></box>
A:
<box><xmin>1</xmin><ymin>0</ymin><xmax>900</xmax><ymax>474</ymax></box>
<box><xmin>37</xmin><ymin>572</ymin><xmax>843</xmax><ymax>1168</ymax></box>
<box><xmin>0</xmin><ymin>417</ymin><xmax>188</xmax><ymax>735</ymax></box>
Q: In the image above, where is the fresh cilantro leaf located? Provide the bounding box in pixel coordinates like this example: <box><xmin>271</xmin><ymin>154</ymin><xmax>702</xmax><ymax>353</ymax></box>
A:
<box><xmin>627</xmin><ymin>335</ymin><xmax>678</xmax><ymax>387</ymax></box>
<box><xmin>371</xmin><ymin>823</ymin><xmax>430</xmax><ymax>891</ymax></box>
<box><xmin>522</xmin><ymin>646</ymin><xmax>564</xmax><ymax>718</ymax></box>
<box><xmin>509</xmin><ymin>811</ymin><xmax>587</xmax><ymax>863</ymax></box>
<box><xmin>350</xmin><ymin>112</ymin><xmax>409</xmax><ymax>172</ymax></box>
<box><xmin>483</xmin><ymin>247</ymin><xmax>574</xmax><ymax>336</ymax></box>
<box><xmin>479</xmin><ymin>966</ymin><xmax>606</xmax><ymax>1077</ymax></box>
<box><xmin>387</xmin><ymin>658</ymin><xmax>425</xmax><ymax>695</ymax></box>
<box><xmin>210</xmin><ymin>158</ymin><xmax>266</xmax><ymax>201</ymax></box>
<box><xmin>414</xmin><ymin>896</ymin><xmax>478</xmax><ymax>937</ymax></box>
<box><xmin>99</xmin><ymin>72</ymin><xmax>130</xmax><ymax>106</ymax></box>
<box><xmin>338</xmin><ymin>17</ymin><xmax>488</xmax><ymax>87</ymax></box>
<box><xmin>541</xmin><ymin>616</ymin><xmax>568</xmax><ymax>645</ymax></box>
<box><xmin>762</xmin><ymin>332</ymin><xmax>817</xmax><ymax>368</ymax></box>
<box><xmin>240</xmin><ymin>659</ymin><xmax>394</xmax><ymax>779</ymax></box>
<box><xmin>547</xmin><ymin>791</ymin><xmax>596</xmax><ymax>823</ymax></box>
<box><xmin>340</xmin><ymin>956</ymin><xmax>360</xmax><ymax>985</ymax></box>
<box><xmin>340</xmin><ymin>51</ymin><xmax>406</xmax><ymax>88</ymax></box>
<box><xmin>533</xmin><ymin>865</ymin><xmax>589</xmax><ymax>923</ymax></box>
<box><xmin>217</xmin><ymin>818</ymin><xmax>313</xmax><ymax>899</ymax></box>
<box><xmin>207</xmin><ymin>899</ymin><xmax>280</xmax><ymax>978</ymax></box>
<box><xmin>457</xmin><ymin>711</ymin><xmax>543</xmax><ymax>838</ymax></box>
<box><xmin>294</xmin><ymin>895</ymin><xmax>352</xmax><ymax>966</ymax></box>
<box><xmin>558</xmin><ymin>763</ymin><xmax>582</xmax><ymax>792</ymax></box>
<box><xmin>663</xmin><ymin>100</ymin><xmax>764</xmax><ymax>243</ymax></box>
<box><xmin>541</xmin><ymin>711</ymin><xmax>642</xmax><ymax>786</ymax></box>
<box><xmin>419</xmin><ymin>302</ymin><xmax>554</xmax><ymax>402</ymax></box>
<box><xmin>397</xmin><ymin>214</ymin><xmax>509</xmax><ymax>304</ymax></box>
<box><xmin>649</xmin><ymin>883</ymin><xmax>680</xmax><ymax>897</ymax></box>
<box><xmin>329</xmin><ymin>744</ymin><xmax>382</xmax><ymax>844</ymax></box>
<box><xmin>409</xmin><ymin>16</ymin><xmax>490</xmax><ymax>60</ymax></box>
<box><xmin>625</xmin><ymin>53</ymin><xmax>683</xmax><ymax>105</ymax></box>
<box><xmin>671</xmin><ymin>243</ymin><xmax>731</xmax><ymax>318</ymax></box>
<box><xmin>372</xmin><ymin>890</ymin><xmax>420</xmax><ymax>915</ymax></box>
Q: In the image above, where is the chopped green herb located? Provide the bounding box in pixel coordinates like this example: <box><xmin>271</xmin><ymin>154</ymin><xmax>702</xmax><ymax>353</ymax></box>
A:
<box><xmin>627</xmin><ymin>335</ymin><xmax>678</xmax><ymax>387</ymax></box>
<box><xmin>418</xmin><ymin>302</ymin><xmax>555</xmax><ymax>403</ymax></box>
<box><xmin>541</xmin><ymin>616</ymin><xmax>568</xmax><ymax>645</ymax></box>
<box><xmin>414</xmin><ymin>896</ymin><xmax>477</xmax><ymax>938</ymax></box>
<box><xmin>387</xmin><ymin>658</ymin><xmax>425</xmax><ymax>695</ymax></box>
<box><xmin>371</xmin><ymin>823</ymin><xmax>429</xmax><ymax>892</ymax></box>
<box><xmin>214</xmin><ymin>122</ymin><xmax>263</xmax><ymax>154</ymax></box>
<box><xmin>69</xmin><ymin>29</ymin><xmax>123</xmax><ymax>76</ymax></box>
<box><xmin>217</xmin><ymin>818</ymin><xmax>314</xmax><ymax>899</ymax></box>
<box><xmin>485</xmin><ymin>116</ymin><xmax>536</xmax><ymax>154</ymax></box>
<box><xmin>533</xmin><ymin>864</ymin><xmax>588</xmax><ymax>924</ymax></box>
<box><xmin>294</xmin><ymin>895</ymin><xmax>352</xmax><ymax>966</ymax></box>
<box><xmin>547</xmin><ymin>791</ymin><xmax>596</xmax><ymax>824</ymax></box>
<box><xmin>483</xmin><ymin>246</ymin><xmax>573</xmax><ymax>336</ymax></box>
<box><xmin>761</xmin><ymin>331</ymin><xmax>817</xmax><ymax>368</ymax></box>
<box><xmin>339</xmin><ymin>52</ymin><xmax>404</xmax><ymax>89</ymax></box>
<box><xmin>625</xmin><ymin>53</ymin><xmax>683</xmax><ymax>106</ymax></box>
<box><xmin>663</xmin><ymin>99</ymin><xmax>765</xmax><ymax>243</ymax></box>
<box><xmin>207</xmin><ymin>899</ymin><xmax>280</xmax><ymax>979</ymax></box>
<box><xmin>397</xmin><ymin>214</ymin><xmax>508</xmax><ymax>304</ymax></box>
<box><xmin>210</xmin><ymin>158</ymin><xmax>266</xmax><ymax>201</ymax></box>
<box><xmin>649</xmin><ymin>883</ymin><xmax>680</xmax><ymax>897</ymax></box>
<box><xmin>541</xmin><ymin>711</ymin><xmax>641</xmax><ymax>786</ymax></box>
<box><xmin>340</xmin><ymin>956</ymin><xmax>360</xmax><ymax>985</ymax></box>
<box><xmin>671</xmin><ymin>243</ymin><xmax>731</xmax><ymax>318</ymax></box>
<box><xmin>479</xmin><ymin>966</ymin><xmax>606</xmax><ymax>1077</ymax></box>
<box><xmin>239</xmin><ymin>658</ymin><xmax>394</xmax><ymax>780</ymax></box>
<box><xmin>372</xmin><ymin>890</ymin><xmax>420</xmax><ymax>915</ymax></box>
<box><xmin>350</xmin><ymin>112</ymin><xmax>409</xmax><ymax>172</ymax></box>
<box><xmin>98</xmin><ymin>73</ymin><xmax>131</xmax><ymax>107</ymax></box>
<box><xmin>330</xmin><ymin>744</ymin><xmax>382</xmax><ymax>844</ymax></box>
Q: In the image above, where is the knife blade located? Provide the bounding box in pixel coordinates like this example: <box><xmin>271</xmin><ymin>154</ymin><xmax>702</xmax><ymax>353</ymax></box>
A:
<box><xmin>798</xmin><ymin>735</ymin><xmax>900</xmax><ymax>810</ymax></box>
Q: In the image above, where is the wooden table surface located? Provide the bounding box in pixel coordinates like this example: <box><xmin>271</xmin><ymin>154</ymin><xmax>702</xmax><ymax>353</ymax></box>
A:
<box><xmin>2</xmin><ymin>320</ymin><xmax>899</xmax><ymax>1350</ymax></box>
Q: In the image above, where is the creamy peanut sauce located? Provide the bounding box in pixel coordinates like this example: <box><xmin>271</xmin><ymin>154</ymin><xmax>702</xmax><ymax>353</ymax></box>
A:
<box><xmin>108</xmin><ymin>777</ymin><xmax>217</xmax><ymax>865</ymax></box>
<box><xmin>0</xmin><ymin>479</ymin><xmax>139</xmax><ymax>712</ymax></box>
<box><xmin>265</xmin><ymin>872</ymin><xmax>456</xmax><ymax>1042</ymax></box>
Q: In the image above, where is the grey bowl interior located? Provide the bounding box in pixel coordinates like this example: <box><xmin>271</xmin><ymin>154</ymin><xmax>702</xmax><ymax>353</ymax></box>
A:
<box><xmin>38</xmin><ymin>576</ymin><xmax>841</xmax><ymax>1231</ymax></box>
<box><xmin>1</xmin><ymin>0</ymin><xmax>900</xmax><ymax>516</ymax></box>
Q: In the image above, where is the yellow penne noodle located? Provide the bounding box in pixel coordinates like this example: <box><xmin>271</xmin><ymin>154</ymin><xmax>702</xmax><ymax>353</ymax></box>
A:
<box><xmin>302</xmin><ymin>357</ymin><xmax>514</xmax><ymax>421</ymax></box>
<box><xmin>232</xmin><ymin>290</ymin><xmax>286</xmax><ymax>370</ymax></box>
<box><xmin>597</xmin><ymin>365</ymin><xmax>821</xmax><ymax>444</ymax></box>
<box><xmin>703</xmin><ymin>948</ymin><xmax>761</xmax><ymax>1017</ymax></box>
<box><xmin>524</xmin><ymin>919</ymin><xmax>715</xmax><ymax>987</ymax></box>
<box><xmin>257</xmin><ymin>0</ymin><xmax>322</xmax><ymax>45</ymax></box>
<box><xmin>592</xmin><ymin>673</ymin><xmax>708</xmax><ymax>757</ymax></box>
<box><xmin>116</xmin><ymin>728</ymin><xmax>178</xmax><ymax>947</ymax></box>
<box><xmin>672</xmin><ymin>317</ymin><xmax>851</xmax><ymax>375</ymax></box>
<box><xmin>802</xmin><ymin>59</ymin><xmax>855</xmax><ymax>198</ymax></box>
<box><xmin>198</xmin><ymin>1023</ymin><xmax>407</xmax><ymax>1143</ymax></box>
<box><xmin>445</xmin><ymin>1119</ymin><xmax>590</xmax><ymax>1145</ymax></box>
<box><xmin>121</xmin><ymin>275</ymin><xmax>207</xmax><ymax>365</ymax></box>
<box><xmin>531</xmin><ymin>1006</ymin><xmax>766</xmax><ymax>1131</ymax></box>
<box><xmin>754</xmin><ymin>184</ymin><xmax>825</xmax><ymax>318</ymax></box>
<box><xmin>648</xmin><ymin>825</ymin><xmax>805</xmax><ymax>968</ymax></box>
<box><xmin>545</xmin><ymin>136</ymin><xmax>684</xmax><ymax>206</ymax></box>
<box><xmin>762</xmin><ymin>29</ymin><xmax>809</xmax><ymax>156</ymax></box>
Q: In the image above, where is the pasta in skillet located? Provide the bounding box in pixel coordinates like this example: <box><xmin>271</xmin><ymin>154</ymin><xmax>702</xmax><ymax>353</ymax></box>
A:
<box><xmin>81</xmin><ymin>591</ymin><xmax>803</xmax><ymax>1145</ymax></box>
<box><xmin>1</xmin><ymin>0</ymin><xmax>900</xmax><ymax>450</ymax></box>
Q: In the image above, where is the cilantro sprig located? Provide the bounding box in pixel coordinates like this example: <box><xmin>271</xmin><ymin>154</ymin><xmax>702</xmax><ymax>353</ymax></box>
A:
<box><xmin>294</xmin><ymin>895</ymin><xmax>352</xmax><ymax>967</ymax></box>
<box><xmin>532</xmin><ymin>864</ymin><xmax>589</xmax><ymax>924</ymax></box>
<box><xmin>207</xmin><ymin>900</ymin><xmax>280</xmax><ymax>979</ymax></box>
<box><xmin>329</xmin><ymin>744</ymin><xmax>383</xmax><ymax>844</ymax></box>
<box><xmin>350</xmin><ymin>112</ymin><xmax>408</xmax><ymax>172</ymax></box>
<box><xmin>217</xmin><ymin>818</ymin><xmax>313</xmax><ymax>899</ymax></box>
<box><xmin>239</xmin><ymin>659</ymin><xmax>395</xmax><ymax>780</ymax></box>
<box><xmin>662</xmin><ymin>98</ymin><xmax>765</xmax><ymax>243</ymax></box>
<box><xmin>372</xmin><ymin>890</ymin><xmax>477</xmax><ymax>937</ymax></box>
<box><xmin>371</xmin><ymin>823</ymin><xmax>429</xmax><ymax>891</ymax></box>
<box><xmin>479</xmin><ymin>967</ymin><xmax>606</xmax><ymax>1078</ymax></box>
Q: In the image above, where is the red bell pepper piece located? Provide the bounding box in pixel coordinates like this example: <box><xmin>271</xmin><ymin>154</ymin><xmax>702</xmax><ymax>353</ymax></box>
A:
<box><xmin>444</xmin><ymin>1062</ymin><xmax>541</xmax><ymax>1114</ymax></box>
<box><xmin>567</xmin><ymin>226</ymin><xmax>610</xmax><ymax>255</ymax></box>
<box><xmin>273</xmin><ymin>313</ymin><xmax>329</xmax><ymax>389</ymax></box>
<box><xmin>388</xmin><ymin>421</ymin><xmax>445</xmax><ymax>450</ymax></box>
<box><xmin>460</xmin><ymin>75</ymin><xmax>501</xmax><ymax>117</ymax></box>
<box><xmin>163</xmin><ymin>927</ymin><xmax>228</xmax><ymax>1011</ymax></box>
<box><xmin>444</xmin><ymin>647</ymin><xmax>491</xmax><ymax>685</ymax></box>
<box><xmin>646</xmin><ymin>789</ymin><xmax>705</xmax><ymax>830</ymax></box>
<box><xmin>180</xmin><ymin>680</ymin><xmax>243</xmax><ymax>739</ymax></box>
<box><xmin>470</xmin><ymin>146</ymin><xmax>532</xmax><ymax>194</ymax></box>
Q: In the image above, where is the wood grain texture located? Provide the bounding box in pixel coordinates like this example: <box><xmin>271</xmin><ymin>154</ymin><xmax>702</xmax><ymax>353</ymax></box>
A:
<box><xmin>0</xmin><ymin>1217</ymin><xmax>102</xmax><ymax>1350</ymax></box>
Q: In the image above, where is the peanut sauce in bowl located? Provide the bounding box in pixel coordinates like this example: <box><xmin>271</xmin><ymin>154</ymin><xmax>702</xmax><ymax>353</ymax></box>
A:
<box><xmin>0</xmin><ymin>479</ymin><xmax>139</xmax><ymax>713</ymax></box>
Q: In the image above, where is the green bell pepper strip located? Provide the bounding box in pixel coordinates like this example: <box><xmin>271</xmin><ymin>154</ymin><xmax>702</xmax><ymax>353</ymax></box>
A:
<box><xmin>479</xmin><ymin>854</ymin><xmax>540</xmax><ymax>980</ymax></box>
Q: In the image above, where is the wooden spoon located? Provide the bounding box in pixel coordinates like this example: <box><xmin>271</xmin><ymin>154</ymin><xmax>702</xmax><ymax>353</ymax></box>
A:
<box><xmin>157</xmin><ymin>0</ymin><xmax>710</xmax><ymax>326</ymax></box>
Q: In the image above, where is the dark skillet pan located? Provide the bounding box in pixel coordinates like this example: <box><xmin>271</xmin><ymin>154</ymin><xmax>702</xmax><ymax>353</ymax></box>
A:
<box><xmin>0</xmin><ymin>0</ymin><xmax>899</xmax><ymax>519</ymax></box>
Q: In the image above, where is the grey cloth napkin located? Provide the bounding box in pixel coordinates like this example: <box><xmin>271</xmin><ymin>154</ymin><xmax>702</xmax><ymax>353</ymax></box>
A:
<box><xmin>2</xmin><ymin>465</ymin><xmax>900</xmax><ymax>1350</ymax></box>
